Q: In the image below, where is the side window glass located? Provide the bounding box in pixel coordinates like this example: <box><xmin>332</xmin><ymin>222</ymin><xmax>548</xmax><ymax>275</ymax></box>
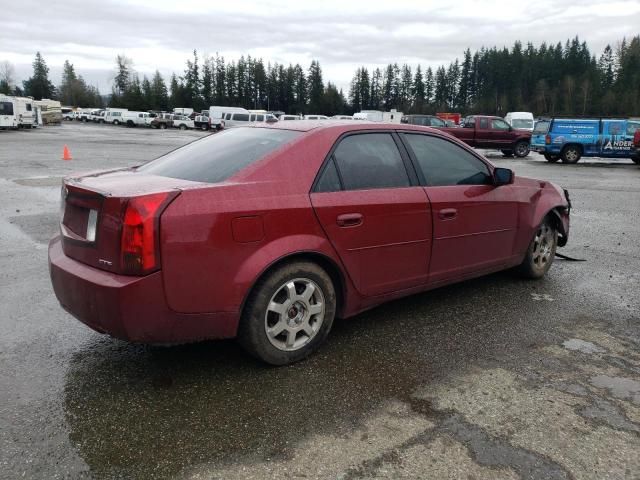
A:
<box><xmin>333</xmin><ymin>133</ymin><xmax>410</xmax><ymax>190</ymax></box>
<box><xmin>404</xmin><ymin>134</ymin><xmax>492</xmax><ymax>187</ymax></box>
<box><xmin>249</xmin><ymin>114</ymin><xmax>256</xmax><ymax>121</ymax></box>
<box><xmin>315</xmin><ymin>158</ymin><xmax>342</xmax><ymax>192</ymax></box>
<box><xmin>234</xmin><ymin>113</ymin><xmax>249</xmax><ymax>121</ymax></box>
<box><xmin>479</xmin><ymin>118</ymin><xmax>488</xmax><ymax>129</ymax></box>
<box><xmin>491</xmin><ymin>119</ymin><xmax>510</xmax><ymax>130</ymax></box>
<box><xmin>627</xmin><ymin>122</ymin><xmax>640</xmax><ymax>136</ymax></box>
<box><xmin>256</xmin><ymin>114</ymin><xmax>264</xmax><ymax>121</ymax></box>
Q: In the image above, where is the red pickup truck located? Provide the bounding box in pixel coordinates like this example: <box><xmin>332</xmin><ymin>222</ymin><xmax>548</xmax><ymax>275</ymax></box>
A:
<box><xmin>634</xmin><ymin>129</ymin><xmax>640</xmax><ymax>164</ymax></box>
<box><xmin>440</xmin><ymin>115</ymin><xmax>532</xmax><ymax>158</ymax></box>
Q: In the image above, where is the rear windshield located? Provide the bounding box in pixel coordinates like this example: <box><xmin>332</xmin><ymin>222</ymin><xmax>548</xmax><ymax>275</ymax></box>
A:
<box><xmin>533</xmin><ymin>121</ymin><xmax>550</xmax><ymax>134</ymax></box>
<box><xmin>512</xmin><ymin>119</ymin><xmax>533</xmax><ymax>129</ymax></box>
<box><xmin>0</xmin><ymin>101</ymin><xmax>14</xmax><ymax>115</ymax></box>
<box><xmin>138</xmin><ymin>127</ymin><xmax>301</xmax><ymax>183</ymax></box>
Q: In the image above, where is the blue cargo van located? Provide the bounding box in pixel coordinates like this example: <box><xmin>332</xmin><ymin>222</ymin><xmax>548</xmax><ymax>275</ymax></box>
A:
<box><xmin>531</xmin><ymin>118</ymin><xmax>640</xmax><ymax>164</ymax></box>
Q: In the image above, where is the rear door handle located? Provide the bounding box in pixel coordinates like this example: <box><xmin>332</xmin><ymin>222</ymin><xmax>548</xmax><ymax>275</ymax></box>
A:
<box><xmin>438</xmin><ymin>208</ymin><xmax>458</xmax><ymax>220</ymax></box>
<box><xmin>337</xmin><ymin>213</ymin><xmax>363</xmax><ymax>227</ymax></box>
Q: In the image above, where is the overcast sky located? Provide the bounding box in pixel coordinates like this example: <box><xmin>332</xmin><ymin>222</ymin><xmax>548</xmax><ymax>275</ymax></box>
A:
<box><xmin>2</xmin><ymin>0</ymin><xmax>639</xmax><ymax>94</ymax></box>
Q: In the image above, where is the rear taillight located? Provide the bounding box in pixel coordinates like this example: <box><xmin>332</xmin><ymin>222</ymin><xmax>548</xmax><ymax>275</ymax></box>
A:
<box><xmin>120</xmin><ymin>192</ymin><xmax>178</xmax><ymax>275</ymax></box>
<box><xmin>545</xmin><ymin>135</ymin><xmax>551</xmax><ymax>145</ymax></box>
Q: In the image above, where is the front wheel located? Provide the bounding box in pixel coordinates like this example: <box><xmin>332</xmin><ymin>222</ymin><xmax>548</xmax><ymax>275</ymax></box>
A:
<box><xmin>517</xmin><ymin>218</ymin><xmax>558</xmax><ymax>279</ymax></box>
<box><xmin>544</xmin><ymin>153</ymin><xmax>560</xmax><ymax>163</ymax></box>
<box><xmin>179</xmin><ymin>124</ymin><xmax>187</xmax><ymax>130</ymax></box>
<box><xmin>561</xmin><ymin>146</ymin><xmax>581</xmax><ymax>164</ymax></box>
<box><xmin>238</xmin><ymin>261</ymin><xmax>336</xmax><ymax>365</ymax></box>
<box><xmin>113</xmin><ymin>120</ymin><xmax>119</xmax><ymax>126</ymax></box>
<box><xmin>514</xmin><ymin>141</ymin><xmax>530</xmax><ymax>158</ymax></box>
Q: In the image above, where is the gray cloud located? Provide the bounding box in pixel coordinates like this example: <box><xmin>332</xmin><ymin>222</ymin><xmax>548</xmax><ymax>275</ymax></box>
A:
<box><xmin>2</xmin><ymin>0</ymin><xmax>639</xmax><ymax>92</ymax></box>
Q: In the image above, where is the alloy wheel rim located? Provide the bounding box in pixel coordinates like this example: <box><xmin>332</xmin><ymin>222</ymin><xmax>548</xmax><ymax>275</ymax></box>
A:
<box><xmin>532</xmin><ymin>224</ymin><xmax>555</xmax><ymax>269</ymax></box>
<box><xmin>264</xmin><ymin>278</ymin><xmax>325</xmax><ymax>352</ymax></box>
<box><xmin>517</xmin><ymin>143</ymin><xmax>528</xmax><ymax>156</ymax></box>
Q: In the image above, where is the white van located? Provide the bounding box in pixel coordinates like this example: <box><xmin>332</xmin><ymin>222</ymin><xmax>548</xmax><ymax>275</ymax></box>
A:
<box><xmin>303</xmin><ymin>115</ymin><xmax>328</xmax><ymax>120</ymax></box>
<box><xmin>104</xmin><ymin>108</ymin><xmax>128</xmax><ymax>125</ymax></box>
<box><xmin>13</xmin><ymin>97</ymin><xmax>35</xmax><ymax>128</ymax></box>
<box><xmin>209</xmin><ymin>106</ymin><xmax>250</xmax><ymax>129</ymax></box>
<box><xmin>504</xmin><ymin>112</ymin><xmax>534</xmax><ymax>131</ymax></box>
<box><xmin>330</xmin><ymin>115</ymin><xmax>354</xmax><ymax>120</ymax></box>
<box><xmin>0</xmin><ymin>95</ymin><xmax>18</xmax><ymax>129</ymax></box>
<box><xmin>280</xmin><ymin>114</ymin><xmax>302</xmax><ymax>121</ymax></box>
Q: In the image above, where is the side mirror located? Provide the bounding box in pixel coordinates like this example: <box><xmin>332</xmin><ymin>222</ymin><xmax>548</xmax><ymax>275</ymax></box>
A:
<box><xmin>494</xmin><ymin>167</ymin><xmax>514</xmax><ymax>186</ymax></box>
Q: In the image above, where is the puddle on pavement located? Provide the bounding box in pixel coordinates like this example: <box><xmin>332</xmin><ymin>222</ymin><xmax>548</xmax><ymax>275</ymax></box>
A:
<box><xmin>590</xmin><ymin>375</ymin><xmax>640</xmax><ymax>404</ymax></box>
<box><xmin>562</xmin><ymin>338</ymin><xmax>605</xmax><ymax>354</ymax></box>
<box><xmin>13</xmin><ymin>176</ymin><xmax>64</xmax><ymax>187</ymax></box>
<box><xmin>8</xmin><ymin>213</ymin><xmax>59</xmax><ymax>244</ymax></box>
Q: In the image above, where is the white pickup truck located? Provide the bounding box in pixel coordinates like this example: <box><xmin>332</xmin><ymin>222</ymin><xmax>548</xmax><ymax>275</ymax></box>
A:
<box><xmin>172</xmin><ymin>114</ymin><xmax>195</xmax><ymax>130</ymax></box>
<box><xmin>122</xmin><ymin>111</ymin><xmax>154</xmax><ymax>127</ymax></box>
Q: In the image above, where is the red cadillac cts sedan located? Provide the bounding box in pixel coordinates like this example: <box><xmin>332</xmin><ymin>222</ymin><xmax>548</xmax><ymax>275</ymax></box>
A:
<box><xmin>49</xmin><ymin>122</ymin><xmax>570</xmax><ymax>365</ymax></box>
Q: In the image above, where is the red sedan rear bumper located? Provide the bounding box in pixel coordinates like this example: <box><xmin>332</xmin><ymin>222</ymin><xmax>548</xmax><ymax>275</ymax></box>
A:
<box><xmin>48</xmin><ymin>236</ymin><xmax>239</xmax><ymax>343</ymax></box>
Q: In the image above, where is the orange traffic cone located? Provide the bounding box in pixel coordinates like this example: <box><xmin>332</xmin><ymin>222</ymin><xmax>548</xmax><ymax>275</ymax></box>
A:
<box><xmin>62</xmin><ymin>145</ymin><xmax>72</xmax><ymax>161</ymax></box>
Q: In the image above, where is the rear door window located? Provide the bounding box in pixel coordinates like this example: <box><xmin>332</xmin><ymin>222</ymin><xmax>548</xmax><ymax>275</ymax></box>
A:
<box><xmin>332</xmin><ymin>133</ymin><xmax>410</xmax><ymax>190</ymax></box>
<box><xmin>138</xmin><ymin>128</ymin><xmax>300</xmax><ymax>183</ymax></box>
<box><xmin>403</xmin><ymin>134</ymin><xmax>492</xmax><ymax>186</ymax></box>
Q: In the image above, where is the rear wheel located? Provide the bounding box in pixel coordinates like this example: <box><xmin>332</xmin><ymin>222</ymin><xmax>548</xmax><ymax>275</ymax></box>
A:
<box><xmin>113</xmin><ymin>120</ymin><xmax>119</xmax><ymax>126</ymax></box>
<box><xmin>561</xmin><ymin>145</ymin><xmax>582</xmax><ymax>164</ymax></box>
<box><xmin>514</xmin><ymin>141</ymin><xmax>530</xmax><ymax>158</ymax></box>
<box><xmin>179</xmin><ymin>124</ymin><xmax>187</xmax><ymax>130</ymax></box>
<box><xmin>544</xmin><ymin>153</ymin><xmax>560</xmax><ymax>163</ymax></box>
<box><xmin>238</xmin><ymin>261</ymin><xmax>336</xmax><ymax>365</ymax></box>
<box><xmin>518</xmin><ymin>218</ymin><xmax>558</xmax><ymax>279</ymax></box>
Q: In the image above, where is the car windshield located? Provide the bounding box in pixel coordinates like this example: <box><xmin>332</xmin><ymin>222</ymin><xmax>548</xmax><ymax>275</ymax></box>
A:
<box><xmin>533</xmin><ymin>121</ymin><xmax>550</xmax><ymax>134</ymax></box>
<box><xmin>512</xmin><ymin>119</ymin><xmax>534</xmax><ymax>129</ymax></box>
<box><xmin>138</xmin><ymin>127</ymin><xmax>301</xmax><ymax>183</ymax></box>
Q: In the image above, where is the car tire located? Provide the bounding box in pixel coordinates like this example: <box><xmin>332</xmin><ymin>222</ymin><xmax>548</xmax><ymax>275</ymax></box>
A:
<box><xmin>501</xmin><ymin>150</ymin><xmax>513</xmax><ymax>157</ymax></box>
<box><xmin>113</xmin><ymin>120</ymin><xmax>119</xmax><ymax>126</ymax></box>
<box><xmin>517</xmin><ymin>217</ymin><xmax>558</xmax><ymax>279</ymax></box>
<box><xmin>544</xmin><ymin>153</ymin><xmax>560</xmax><ymax>163</ymax></box>
<box><xmin>631</xmin><ymin>156</ymin><xmax>640</xmax><ymax>165</ymax></box>
<box><xmin>514</xmin><ymin>141</ymin><xmax>530</xmax><ymax>158</ymax></box>
<box><xmin>179</xmin><ymin>124</ymin><xmax>187</xmax><ymax>130</ymax></box>
<box><xmin>561</xmin><ymin>145</ymin><xmax>581</xmax><ymax>164</ymax></box>
<box><xmin>238</xmin><ymin>261</ymin><xmax>336</xmax><ymax>365</ymax></box>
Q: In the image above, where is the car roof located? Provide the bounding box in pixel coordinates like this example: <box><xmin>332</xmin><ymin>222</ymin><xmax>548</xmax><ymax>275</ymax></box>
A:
<box><xmin>250</xmin><ymin>120</ymin><xmax>447</xmax><ymax>135</ymax></box>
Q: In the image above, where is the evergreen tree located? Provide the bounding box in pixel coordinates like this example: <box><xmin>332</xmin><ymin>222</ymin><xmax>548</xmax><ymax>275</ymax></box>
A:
<box><xmin>201</xmin><ymin>58</ymin><xmax>214</xmax><ymax>107</ymax></box>
<box><xmin>307</xmin><ymin>60</ymin><xmax>325</xmax><ymax>113</ymax></box>
<box><xmin>23</xmin><ymin>52</ymin><xmax>55</xmax><ymax>100</ymax></box>
<box><xmin>412</xmin><ymin>65</ymin><xmax>426</xmax><ymax>113</ymax></box>
<box><xmin>370</xmin><ymin>68</ymin><xmax>383</xmax><ymax>110</ymax></box>
<box><xmin>150</xmin><ymin>70</ymin><xmax>169</xmax><ymax>111</ymax></box>
<box><xmin>425</xmin><ymin>67</ymin><xmax>435</xmax><ymax>108</ymax></box>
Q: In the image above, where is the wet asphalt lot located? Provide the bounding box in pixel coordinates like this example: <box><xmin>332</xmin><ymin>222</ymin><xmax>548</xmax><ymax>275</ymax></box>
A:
<box><xmin>1</xmin><ymin>123</ymin><xmax>639</xmax><ymax>479</ymax></box>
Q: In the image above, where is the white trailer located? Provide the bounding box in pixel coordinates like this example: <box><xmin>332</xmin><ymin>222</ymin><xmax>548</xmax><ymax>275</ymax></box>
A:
<box><xmin>0</xmin><ymin>95</ymin><xmax>18</xmax><ymax>129</ymax></box>
<box><xmin>13</xmin><ymin>96</ymin><xmax>35</xmax><ymax>128</ymax></box>
<box><xmin>173</xmin><ymin>107</ymin><xmax>194</xmax><ymax>117</ymax></box>
<box><xmin>353</xmin><ymin>110</ymin><xmax>383</xmax><ymax>122</ymax></box>
<box><xmin>34</xmin><ymin>99</ymin><xmax>62</xmax><ymax>124</ymax></box>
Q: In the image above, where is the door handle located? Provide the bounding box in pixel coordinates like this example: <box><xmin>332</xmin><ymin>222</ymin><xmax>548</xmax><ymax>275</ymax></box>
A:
<box><xmin>336</xmin><ymin>213</ymin><xmax>363</xmax><ymax>227</ymax></box>
<box><xmin>438</xmin><ymin>208</ymin><xmax>458</xmax><ymax>220</ymax></box>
